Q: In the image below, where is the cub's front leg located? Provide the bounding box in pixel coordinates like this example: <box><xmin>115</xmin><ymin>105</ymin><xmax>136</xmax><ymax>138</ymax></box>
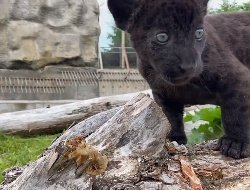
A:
<box><xmin>153</xmin><ymin>92</ymin><xmax>187</xmax><ymax>144</ymax></box>
<box><xmin>218</xmin><ymin>92</ymin><xmax>250</xmax><ymax>159</ymax></box>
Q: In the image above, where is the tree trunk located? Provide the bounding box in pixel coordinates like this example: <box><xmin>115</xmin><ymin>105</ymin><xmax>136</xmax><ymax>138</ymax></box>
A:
<box><xmin>0</xmin><ymin>90</ymin><xmax>151</xmax><ymax>135</ymax></box>
<box><xmin>1</xmin><ymin>93</ymin><xmax>249</xmax><ymax>190</ymax></box>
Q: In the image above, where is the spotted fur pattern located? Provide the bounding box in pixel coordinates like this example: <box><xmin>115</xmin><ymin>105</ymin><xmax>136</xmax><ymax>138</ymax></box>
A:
<box><xmin>108</xmin><ymin>0</ymin><xmax>250</xmax><ymax>159</ymax></box>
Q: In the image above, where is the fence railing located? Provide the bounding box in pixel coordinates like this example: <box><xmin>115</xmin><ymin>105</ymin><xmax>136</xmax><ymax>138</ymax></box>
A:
<box><xmin>99</xmin><ymin>47</ymin><xmax>138</xmax><ymax>69</ymax></box>
<box><xmin>0</xmin><ymin>67</ymin><xmax>149</xmax><ymax>100</ymax></box>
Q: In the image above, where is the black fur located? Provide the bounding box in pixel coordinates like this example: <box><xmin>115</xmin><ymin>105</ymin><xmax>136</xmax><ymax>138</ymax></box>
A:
<box><xmin>108</xmin><ymin>0</ymin><xmax>250</xmax><ymax>159</ymax></box>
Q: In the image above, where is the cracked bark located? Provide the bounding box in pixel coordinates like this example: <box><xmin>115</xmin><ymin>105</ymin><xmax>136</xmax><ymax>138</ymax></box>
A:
<box><xmin>1</xmin><ymin>93</ymin><xmax>249</xmax><ymax>190</ymax></box>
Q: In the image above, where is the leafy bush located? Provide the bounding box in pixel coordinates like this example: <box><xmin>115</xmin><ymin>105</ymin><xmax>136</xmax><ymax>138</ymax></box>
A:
<box><xmin>184</xmin><ymin>107</ymin><xmax>224</xmax><ymax>144</ymax></box>
<box><xmin>209</xmin><ymin>0</ymin><xmax>250</xmax><ymax>14</ymax></box>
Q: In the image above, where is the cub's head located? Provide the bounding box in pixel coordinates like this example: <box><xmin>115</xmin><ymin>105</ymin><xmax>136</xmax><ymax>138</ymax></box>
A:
<box><xmin>108</xmin><ymin>0</ymin><xmax>209</xmax><ymax>85</ymax></box>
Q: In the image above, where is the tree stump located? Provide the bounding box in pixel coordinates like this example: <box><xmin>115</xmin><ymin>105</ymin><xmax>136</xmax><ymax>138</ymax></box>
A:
<box><xmin>1</xmin><ymin>93</ymin><xmax>249</xmax><ymax>190</ymax></box>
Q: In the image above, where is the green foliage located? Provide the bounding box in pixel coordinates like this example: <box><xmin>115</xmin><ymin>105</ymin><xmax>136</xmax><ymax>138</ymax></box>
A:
<box><xmin>0</xmin><ymin>134</ymin><xmax>58</xmax><ymax>182</ymax></box>
<box><xmin>107</xmin><ymin>26</ymin><xmax>131</xmax><ymax>47</ymax></box>
<box><xmin>242</xmin><ymin>2</ymin><xmax>250</xmax><ymax>11</ymax></box>
<box><xmin>210</xmin><ymin>0</ymin><xmax>250</xmax><ymax>14</ymax></box>
<box><xmin>103</xmin><ymin>26</ymin><xmax>137</xmax><ymax>68</ymax></box>
<box><xmin>185</xmin><ymin>107</ymin><xmax>224</xmax><ymax>144</ymax></box>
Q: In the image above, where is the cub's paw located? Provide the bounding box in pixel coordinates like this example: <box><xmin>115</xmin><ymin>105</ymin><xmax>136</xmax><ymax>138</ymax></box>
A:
<box><xmin>169</xmin><ymin>134</ymin><xmax>187</xmax><ymax>145</ymax></box>
<box><xmin>216</xmin><ymin>137</ymin><xmax>250</xmax><ymax>159</ymax></box>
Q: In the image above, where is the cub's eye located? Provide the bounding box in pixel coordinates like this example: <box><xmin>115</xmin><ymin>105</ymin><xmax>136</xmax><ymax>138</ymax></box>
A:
<box><xmin>195</xmin><ymin>29</ymin><xmax>204</xmax><ymax>40</ymax></box>
<box><xmin>156</xmin><ymin>33</ymin><xmax>169</xmax><ymax>43</ymax></box>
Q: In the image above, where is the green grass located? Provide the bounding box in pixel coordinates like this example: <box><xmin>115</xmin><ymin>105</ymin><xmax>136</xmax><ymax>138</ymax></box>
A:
<box><xmin>0</xmin><ymin>133</ymin><xmax>59</xmax><ymax>182</ymax></box>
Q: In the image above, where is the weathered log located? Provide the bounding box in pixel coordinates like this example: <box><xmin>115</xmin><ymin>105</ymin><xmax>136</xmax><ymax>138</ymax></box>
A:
<box><xmin>1</xmin><ymin>94</ymin><xmax>250</xmax><ymax>190</ymax></box>
<box><xmin>0</xmin><ymin>90</ymin><xmax>151</xmax><ymax>135</ymax></box>
<box><xmin>1</xmin><ymin>93</ymin><xmax>170</xmax><ymax>189</ymax></box>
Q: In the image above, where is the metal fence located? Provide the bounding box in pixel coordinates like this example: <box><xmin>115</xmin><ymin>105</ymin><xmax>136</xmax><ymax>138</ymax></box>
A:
<box><xmin>99</xmin><ymin>47</ymin><xmax>138</xmax><ymax>69</ymax></box>
<box><xmin>0</xmin><ymin>47</ymin><xmax>147</xmax><ymax>100</ymax></box>
<box><xmin>0</xmin><ymin>67</ymin><xmax>149</xmax><ymax>100</ymax></box>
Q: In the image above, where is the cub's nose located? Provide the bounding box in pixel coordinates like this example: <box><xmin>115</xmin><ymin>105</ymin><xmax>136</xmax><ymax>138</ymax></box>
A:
<box><xmin>178</xmin><ymin>64</ymin><xmax>195</xmax><ymax>74</ymax></box>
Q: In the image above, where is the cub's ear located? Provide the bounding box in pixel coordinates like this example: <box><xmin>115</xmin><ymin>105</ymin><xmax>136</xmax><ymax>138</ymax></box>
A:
<box><xmin>108</xmin><ymin>0</ymin><xmax>139</xmax><ymax>31</ymax></box>
<box><xmin>200</xmin><ymin>0</ymin><xmax>209</xmax><ymax>15</ymax></box>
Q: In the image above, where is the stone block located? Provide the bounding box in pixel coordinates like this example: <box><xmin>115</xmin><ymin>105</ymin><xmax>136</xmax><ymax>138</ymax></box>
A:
<box><xmin>10</xmin><ymin>0</ymin><xmax>45</xmax><ymax>21</ymax></box>
<box><xmin>0</xmin><ymin>0</ymin><xmax>100</xmax><ymax>70</ymax></box>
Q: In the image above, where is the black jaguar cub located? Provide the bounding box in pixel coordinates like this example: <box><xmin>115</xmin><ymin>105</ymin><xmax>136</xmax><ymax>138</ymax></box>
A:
<box><xmin>108</xmin><ymin>0</ymin><xmax>250</xmax><ymax>159</ymax></box>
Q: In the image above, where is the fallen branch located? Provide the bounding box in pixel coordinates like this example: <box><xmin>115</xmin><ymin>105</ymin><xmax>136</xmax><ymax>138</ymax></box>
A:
<box><xmin>0</xmin><ymin>90</ymin><xmax>151</xmax><ymax>135</ymax></box>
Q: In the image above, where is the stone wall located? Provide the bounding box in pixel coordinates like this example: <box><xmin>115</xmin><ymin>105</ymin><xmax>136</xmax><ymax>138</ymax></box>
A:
<box><xmin>0</xmin><ymin>0</ymin><xmax>100</xmax><ymax>70</ymax></box>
